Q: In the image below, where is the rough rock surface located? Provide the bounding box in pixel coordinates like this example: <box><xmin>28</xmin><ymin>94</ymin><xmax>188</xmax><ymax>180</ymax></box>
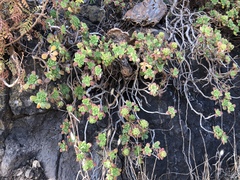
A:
<box><xmin>80</xmin><ymin>5</ymin><xmax>105</xmax><ymax>23</ymax></box>
<box><xmin>123</xmin><ymin>0</ymin><xmax>167</xmax><ymax>26</ymax></box>
<box><xmin>0</xmin><ymin>111</ymin><xmax>79</xmax><ymax>180</ymax></box>
<box><xmin>0</xmin><ymin>3</ymin><xmax>239</xmax><ymax>180</ymax></box>
<box><xmin>0</xmin><ymin>71</ymin><xmax>240</xmax><ymax>180</ymax></box>
<box><xmin>9</xmin><ymin>85</ymin><xmax>41</xmax><ymax>116</ymax></box>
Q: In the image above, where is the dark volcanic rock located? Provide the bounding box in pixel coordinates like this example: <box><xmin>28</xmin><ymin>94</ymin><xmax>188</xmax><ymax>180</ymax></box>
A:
<box><xmin>1</xmin><ymin>84</ymin><xmax>240</xmax><ymax>180</ymax></box>
<box><xmin>80</xmin><ymin>5</ymin><xmax>105</xmax><ymax>23</ymax></box>
<box><xmin>0</xmin><ymin>111</ymin><xmax>78</xmax><ymax>180</ymax></box>
<box><xmin>9</xmin><ymin>85</ymin><xmax>42</xmax><ymax>116</ymax></box>
<box><xmin>0</xmin><ymin>2</ymin><xmax>239</xmax><ymax>179</ymax></box>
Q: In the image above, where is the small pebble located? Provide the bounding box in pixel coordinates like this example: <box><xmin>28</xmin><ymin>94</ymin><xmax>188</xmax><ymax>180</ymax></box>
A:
<box><xmin>25</xmin><ymin>169</ymin><xmax>34</xmax><ymax>179</ymax></box>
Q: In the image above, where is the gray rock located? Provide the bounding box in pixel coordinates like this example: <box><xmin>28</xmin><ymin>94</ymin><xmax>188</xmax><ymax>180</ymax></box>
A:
<box><xmin>0</xmin><ymin>120</ymin><xmax>5</xmax><ymax>135</ymax></box>
<box><xmin>9</xmin><ymin>85</ymin><xmax>42</xmax><ymax>116</ymax></box>
<box><xmin>0</xmin><ymin>88</ymin><xmax>8</xmax><ymax>118</ymax></box>
<box><xmin>24</xmin><ymin>169</ymin><xmax>33</xmax><ymax>178</ymax></box>
<box><xmin>0</xmin><ymin>111</ymin><xmax>62</xmax><ymax>179</ymax></box>
<box><xmin>15</xmin><ymin>169</ymin><xmax>23</xmax><ymax>177</ymax></box>
<box><xmin>80</xmin><ymin>5</ymin><xmax>105</xmax><ymax>23</ymax></box>
<box><xmin>57</xmin><ymin>146</ymin><xmax>79</xmax><ymax>180</ymax></box>
<box><xmin>32</xmin><ymin>160</ymin><xmax>41</xmax><ymax>168</ymax></box>
<box><xmin>123</xmin><ymin>0</ymin><xmax>167</xmax><ymax>26</ymax></box>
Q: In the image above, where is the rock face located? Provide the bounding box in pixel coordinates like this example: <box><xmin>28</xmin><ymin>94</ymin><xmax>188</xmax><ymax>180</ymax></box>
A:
<box><xmin>0</xmin><ymin>111</ymin><xmax>79</xmax><ymax>180</ymax></box>
<box><xmin>80</xmin><ymin>5</ymin><xmax>105</xmax><ymax>23</ymax></box>
<box><xmin>0</xmin><ymin>70</ymin><xmax>240</xmax><ymax>180</ymax></box>
<box><xmin>9</xmin><ymin>85</ymin><xmax>39</xmax><ymax>116</ymax></box>
<box><xmin>0</xmin><ymin>3</ymin><xmax>239</xmax><ymax>180</ymax></box>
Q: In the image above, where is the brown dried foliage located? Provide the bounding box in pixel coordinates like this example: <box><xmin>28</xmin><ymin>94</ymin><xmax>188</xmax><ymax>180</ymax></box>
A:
<box><xmin>0</xmin><ymin>0</ymin><xmax>31</xmax><ymax>57</ymax></box>
<box><xmin>0</xmin><ymin>0</ymin><xmax>38</xmax><ymax>90</ymax></box>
